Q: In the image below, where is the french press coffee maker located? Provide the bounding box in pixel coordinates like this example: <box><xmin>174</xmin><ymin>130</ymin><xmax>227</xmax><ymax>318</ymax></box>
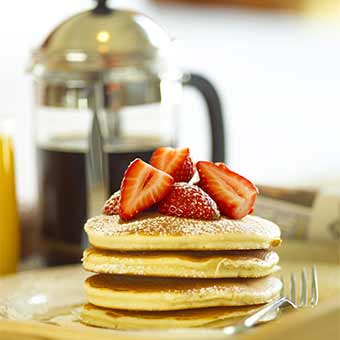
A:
<box><xmin>29</xmin><ymin>0</ymin><xmax>226</xmax><ymax>266</ymax></box>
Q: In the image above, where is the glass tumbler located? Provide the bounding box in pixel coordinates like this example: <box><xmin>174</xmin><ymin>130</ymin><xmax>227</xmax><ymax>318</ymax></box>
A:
<box><xmin>0</xmin><ymin>115</ymin><xmax>19</xmax><ymax>275</ymax></box>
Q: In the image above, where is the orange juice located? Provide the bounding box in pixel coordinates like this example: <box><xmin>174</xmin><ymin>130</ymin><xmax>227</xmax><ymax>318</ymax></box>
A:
<box><xmin>0</xmin><ymin>131</ymin><xmax>19</xmax><ymax>274</ymax></box>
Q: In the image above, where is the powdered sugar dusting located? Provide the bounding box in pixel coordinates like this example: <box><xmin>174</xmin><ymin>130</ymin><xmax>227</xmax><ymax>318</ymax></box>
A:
<box><xmin>84</xmin><ymin>212</ymin><xmax>280</xmax><ymax>238</ymax></box>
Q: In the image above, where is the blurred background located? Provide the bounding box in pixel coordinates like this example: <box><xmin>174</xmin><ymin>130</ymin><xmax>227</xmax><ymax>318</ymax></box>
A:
<box><xmin>0</xmin><ymin>0</ymin><xmax>340</xmax><ymax>270</ymax></box>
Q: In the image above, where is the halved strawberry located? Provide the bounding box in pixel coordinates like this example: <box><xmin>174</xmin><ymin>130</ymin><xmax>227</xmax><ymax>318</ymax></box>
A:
<box><xmin>158</xmin><ymin>182</ymin><xmax>220</xmax><ymax>220</ymax></box>
<box><xmin>150</xmin><ymin>147</ymin><xmax>195</xmax><ymax>182</ymax></box>
<box><xmin>103</xmin><ymin>190</ymin><xmax>120</xmax><ymax>215</ymax></box>
<box><xmin>196</xmin><ymin>161</ymin><xmax>258</xmax><ymax>219</ymax></box>
<box><xmin>119</xmin><ymin>159</ymin><xmax>174</xmax><ymax>220</ymax></box>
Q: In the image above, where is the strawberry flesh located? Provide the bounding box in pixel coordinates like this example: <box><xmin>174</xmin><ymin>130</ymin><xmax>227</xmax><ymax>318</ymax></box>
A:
<box><xmin>103</xmin><ymin>190</ymin><xmax>120</xmax><ymax>215</ymax></box>
<box><xmin>150</xmin><ymin>147</ymin><xmax>194</xmax><ymax>182</ymax></box>
<box><xmin>119</xmin><ymin>159</ymin><xmax>174</xmax><ymax>220</ymax></box>
<box><xmin>196</xmin><ymin>161</ymin><xmax>258</xmax><ymax>219</ymax></box>
<box><xmin>158</xmin><ymin>182</ymin><xmax>220</xmax><ymax>220</ymax></box>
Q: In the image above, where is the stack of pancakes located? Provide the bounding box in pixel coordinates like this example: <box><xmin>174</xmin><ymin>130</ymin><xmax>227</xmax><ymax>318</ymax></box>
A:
<box><xmin>81</xmin><ymin>212</ymin><xmax>282</xmax><ymax>329</ymax></box>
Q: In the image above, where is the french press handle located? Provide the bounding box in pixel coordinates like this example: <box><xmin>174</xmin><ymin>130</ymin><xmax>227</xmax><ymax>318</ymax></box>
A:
<box><xmin>183</xmin><ymin>73</ymin><xmax>226</xmax><ymax>163</ymax></box>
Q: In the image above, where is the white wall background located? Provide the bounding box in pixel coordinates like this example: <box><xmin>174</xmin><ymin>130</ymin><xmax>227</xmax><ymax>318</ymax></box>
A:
<box><xmin>1</xmin><ymin>0</ymin><xmax>340</xmax><ymax>202</ymax></box>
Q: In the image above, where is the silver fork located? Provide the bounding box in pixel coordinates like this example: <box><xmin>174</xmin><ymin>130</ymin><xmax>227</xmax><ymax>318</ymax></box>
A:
<box><xmin>223</xmin><ymin>265</ymin><xmax>319</xmax><ymax>336</ymax></box>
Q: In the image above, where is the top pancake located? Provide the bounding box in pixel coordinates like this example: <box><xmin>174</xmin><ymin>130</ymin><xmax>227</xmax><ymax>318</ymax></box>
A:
<box><xmin>85</xmin><ymin>212</ymin><xmax>281</xmax><ymax>251</ymax></box>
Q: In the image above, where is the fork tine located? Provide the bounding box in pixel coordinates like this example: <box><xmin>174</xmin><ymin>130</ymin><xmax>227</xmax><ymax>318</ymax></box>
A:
<box><xmin>300</xmin><ymin>267</ymin><xmax>308</xmax><ymax>306</ymax></box>
<box><xmin>311</xmin><ymin>265</ymin><xmax>319</xmax><ymax>306</ymax></box>
<box><xmin>290</xmin><ymin>272</ymin><xmax>297</xmax><ymax>305</ymax></box>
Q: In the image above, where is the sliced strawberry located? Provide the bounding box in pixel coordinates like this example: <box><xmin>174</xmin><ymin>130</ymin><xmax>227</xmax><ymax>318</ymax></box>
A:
<box><xmin>158</xmin><ymin>182</ymin><xmax>220</xmax><ymax>220</ymax></box>
<box><xmin>103</xmin><ymin>190</ymin><xmax>120</xmax><ymax>215</ymax></box>
<box><xmin>119</xmin><ymin>159</ymin><xmax>174</xmax><ymax>220</ymax></box>
<box><xmin>196</xmin><ymin>161</ymin><xmax>258</xmax><ymax>219</ymax></box>
<box><xmin>150</xmin><ymin>147</ymin><xmax>194</xmax><ymax>182</ymax></box>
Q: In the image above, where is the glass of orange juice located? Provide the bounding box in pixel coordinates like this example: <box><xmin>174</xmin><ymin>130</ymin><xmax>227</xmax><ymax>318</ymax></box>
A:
<box><xmin>0</xmin><ymin>116</ymin><xmax>19</xmax><ymax>275</ymax></box>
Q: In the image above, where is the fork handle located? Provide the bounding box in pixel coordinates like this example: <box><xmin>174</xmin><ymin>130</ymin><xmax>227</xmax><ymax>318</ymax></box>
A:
<box><xmin>223</xmin><ymin>297</ymin><xmax>294</xmax><ymax>336</ymax></box>
<box><xmin>242</xmin><ymin>297</ymin><xmax>295</xmax><ymax>329</ymax></box>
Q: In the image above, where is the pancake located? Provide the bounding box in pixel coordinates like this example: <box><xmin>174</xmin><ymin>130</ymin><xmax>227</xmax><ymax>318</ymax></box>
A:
<box><xmin>82</xmin><ymin>248</ymin><xmax>280</xmax><ymax>278</ymax></box>
<box><xmin>84</xmin><ymin>213</ymin><xmax>281</xmax><ymax>251</ymax></box>
<box><xmin>80</xmin><ymin>303</ymin><xmax>263</xmax><ymax>329</ymax></box>
<box><xmin>84</xmin><ymin>274</ymin><xmax>281</xmax><ymax>311</ymax></box>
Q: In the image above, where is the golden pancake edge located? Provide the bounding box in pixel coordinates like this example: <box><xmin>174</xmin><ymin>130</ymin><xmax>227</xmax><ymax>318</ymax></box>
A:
<box><xmin>82</xmin><ymin>248</ymin><xmax>280</xmax><ymax>278</ymax></box>
<box><xmin>80</xmin><ymin>303</ymin><xmax>264</xmax><ymax>329</ymax></box>
<box><xmin>83</xmin><ymin>274</ymin><xmax>282</xmax><ymax>311</ymax></box>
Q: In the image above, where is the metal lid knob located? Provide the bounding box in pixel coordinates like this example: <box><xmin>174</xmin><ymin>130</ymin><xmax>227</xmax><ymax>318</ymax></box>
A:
<box><xmin>93</xmin><ymin>0</ymin><xmax>112</xmax><ymax>15</ymax></box>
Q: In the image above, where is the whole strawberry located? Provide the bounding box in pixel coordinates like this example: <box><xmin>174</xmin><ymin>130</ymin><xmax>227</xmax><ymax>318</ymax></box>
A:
<box><xmin>158</xmin><ymin>183</ymin><xmax>220</xmax><ymax>220</ymax></box>
<box><xmin>102</xmin><ymin>191</ymin><xmax>120</xmax><ymax>215</ymax></box>
<box><xmin>172</xmin><ymin>155</ymin><xmax>195</xmax><ymax>183</ymax></box>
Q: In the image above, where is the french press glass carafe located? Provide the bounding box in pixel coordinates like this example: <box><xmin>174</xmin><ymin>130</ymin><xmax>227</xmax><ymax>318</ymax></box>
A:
<box><xmin>29</xmin><ymin>0</ymin><xmax>226</xmax><ymax>265</ymax></box>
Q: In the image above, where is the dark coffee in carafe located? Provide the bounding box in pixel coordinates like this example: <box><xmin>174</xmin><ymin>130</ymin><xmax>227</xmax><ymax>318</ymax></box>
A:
<box><xmin>37</xmin><ymin>135</ymin><xmax>170</xmax><ymax>266</ymax></box>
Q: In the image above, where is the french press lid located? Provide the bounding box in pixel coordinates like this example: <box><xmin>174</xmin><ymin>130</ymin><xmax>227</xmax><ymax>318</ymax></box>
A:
<box><xmin>28</xmin><ymin>0</ymin><xmax>179</xmax><ymax>107</ymax></box>
<box><xmin>28</xmin><ymin>0</ymin><xmax>182</xmax><ymax>220</ymax></box>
